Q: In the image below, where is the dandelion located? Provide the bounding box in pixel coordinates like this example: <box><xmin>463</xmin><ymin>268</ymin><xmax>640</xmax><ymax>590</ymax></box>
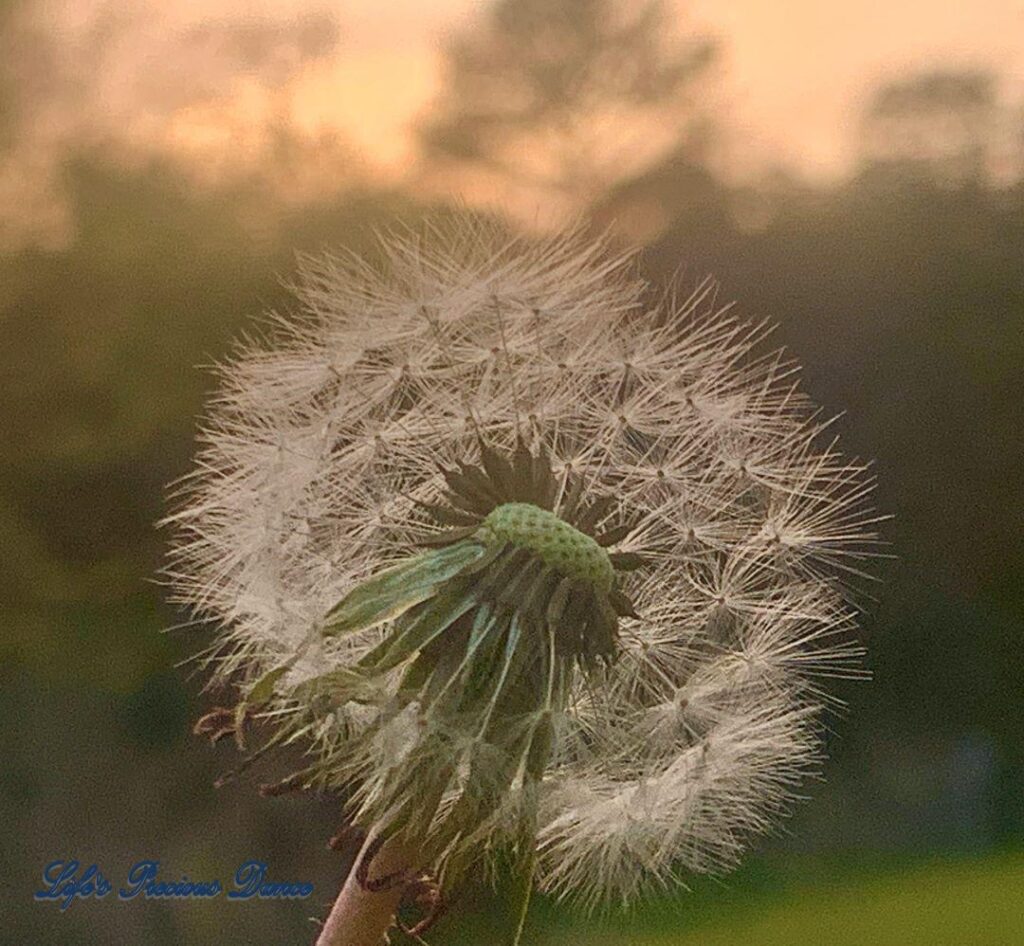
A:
<box><xmin>166</xmin><ymin>216</ymin><xmax>881</xmax><ymax>945</ymax></box>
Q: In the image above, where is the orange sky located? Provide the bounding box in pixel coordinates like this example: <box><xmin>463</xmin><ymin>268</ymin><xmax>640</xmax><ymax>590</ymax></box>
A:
<box><xmin>688</xmin><ymin>0</ymin><xmax>1024</xmax><ymax>177</ymax></box>
<box><xmin>318</xmin><ymin>0</ymin><xmax>1024</xmax><ymax>180</ymax></box>
<box><xmin>3</xmin><ymin>0</ymin><xmax>1024</xmax><ymax>248</ymax></box>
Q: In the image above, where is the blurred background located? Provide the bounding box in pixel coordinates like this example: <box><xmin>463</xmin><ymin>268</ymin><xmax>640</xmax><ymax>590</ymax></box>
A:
<box><xmin>1</xmin><ymin>1</ymin><xmax>1022</xmax><ymax>943</ymax></box>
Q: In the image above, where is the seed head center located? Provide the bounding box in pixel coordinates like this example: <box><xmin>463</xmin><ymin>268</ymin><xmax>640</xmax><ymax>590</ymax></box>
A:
<box><xmin>480</xmin><ymin>502</ymin><xmax>613</xmax><ymax>591</ymax></box>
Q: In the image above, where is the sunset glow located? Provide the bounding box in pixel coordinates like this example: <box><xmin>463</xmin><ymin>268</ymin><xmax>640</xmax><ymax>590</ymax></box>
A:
<box><xmin>2</xmin><ymin>0</ymin><xmax>1023</xmax><ymax>246</ymax></box>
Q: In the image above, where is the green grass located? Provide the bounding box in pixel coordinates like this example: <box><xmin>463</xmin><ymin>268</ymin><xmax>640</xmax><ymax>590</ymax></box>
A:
<box><xmin>530</xmin><ymin>852</ymin><xmax>1024</xmax><ymax>946</ymax></box>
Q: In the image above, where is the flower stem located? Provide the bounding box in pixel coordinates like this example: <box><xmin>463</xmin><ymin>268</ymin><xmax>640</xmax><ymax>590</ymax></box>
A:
<box><xmin>507</xmin><ymin>850</ymin><xmax>536</xmax><ymax>946</ymax></box>
<box><xmin>315</xmin><ymin>832</ymin><xmax>417</xmax><ymax>946</ymax></box>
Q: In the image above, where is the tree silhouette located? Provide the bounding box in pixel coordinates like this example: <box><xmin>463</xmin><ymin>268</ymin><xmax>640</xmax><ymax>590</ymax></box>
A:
<box><xmin>857</xmin><ymin>69</ymin><xmax>1000</xmax><ymax>186</ymax></box>
<box><xmin>418</xmin><ymin>0</ymin><xmax>716</xmax><ymax>216</ymax></box>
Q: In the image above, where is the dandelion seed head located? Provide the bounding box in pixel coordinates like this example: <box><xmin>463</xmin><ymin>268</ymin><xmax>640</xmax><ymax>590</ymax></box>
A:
<box><xmin>167</xmin><ymin>215</ymin><xmax>881</xmax><ymax>908</ymax></box>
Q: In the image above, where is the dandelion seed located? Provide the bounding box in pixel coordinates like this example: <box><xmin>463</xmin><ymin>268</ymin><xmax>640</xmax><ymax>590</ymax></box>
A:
<box><xmin>166</xmin><ymin>216</ymin><xmax>880</xmax><ymax>945</ymax></box>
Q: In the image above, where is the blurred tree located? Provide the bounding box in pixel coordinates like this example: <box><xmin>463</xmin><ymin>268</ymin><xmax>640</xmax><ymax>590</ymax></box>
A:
<box><xmin>0</xmin><ymin>149</ymin><xmax>422</xmax><ymax>690</ymax></box>
<box><xmin>418</xmin><ymin>0</ymin><xmax>717</xmax><ymax>217</ymax></box>
<box><xmin>645</xmin><ymin>167</ymin><xmax>1024</xmax><ymax>754</ymax></box>
<box><xmin>588</xmin><ymin>137</ymin><xmax>731</xmax><ymax>241</ymax></box>
<box><xmin>857</xmin><ymin>69</ymin><xmax>1000</xmax><ymax>187</ymax></box>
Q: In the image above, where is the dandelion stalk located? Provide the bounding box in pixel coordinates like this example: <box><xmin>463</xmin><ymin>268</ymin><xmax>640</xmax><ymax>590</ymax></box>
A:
<box><xmin>166</xmin><ymin>216</ymin><xmax>881</xmax><ymax>944</ymax></box>
<box><xmin>315</xmin><ymin>834</ymin><xmax>418</xmax><ymax>946</ymax></box>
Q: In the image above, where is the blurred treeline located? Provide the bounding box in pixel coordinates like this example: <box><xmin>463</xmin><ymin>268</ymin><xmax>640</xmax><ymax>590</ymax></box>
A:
<box><xmin>2</xmin><ymin>2</ymin><xmax>1022</xmax><ymax>943</ymax></box>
